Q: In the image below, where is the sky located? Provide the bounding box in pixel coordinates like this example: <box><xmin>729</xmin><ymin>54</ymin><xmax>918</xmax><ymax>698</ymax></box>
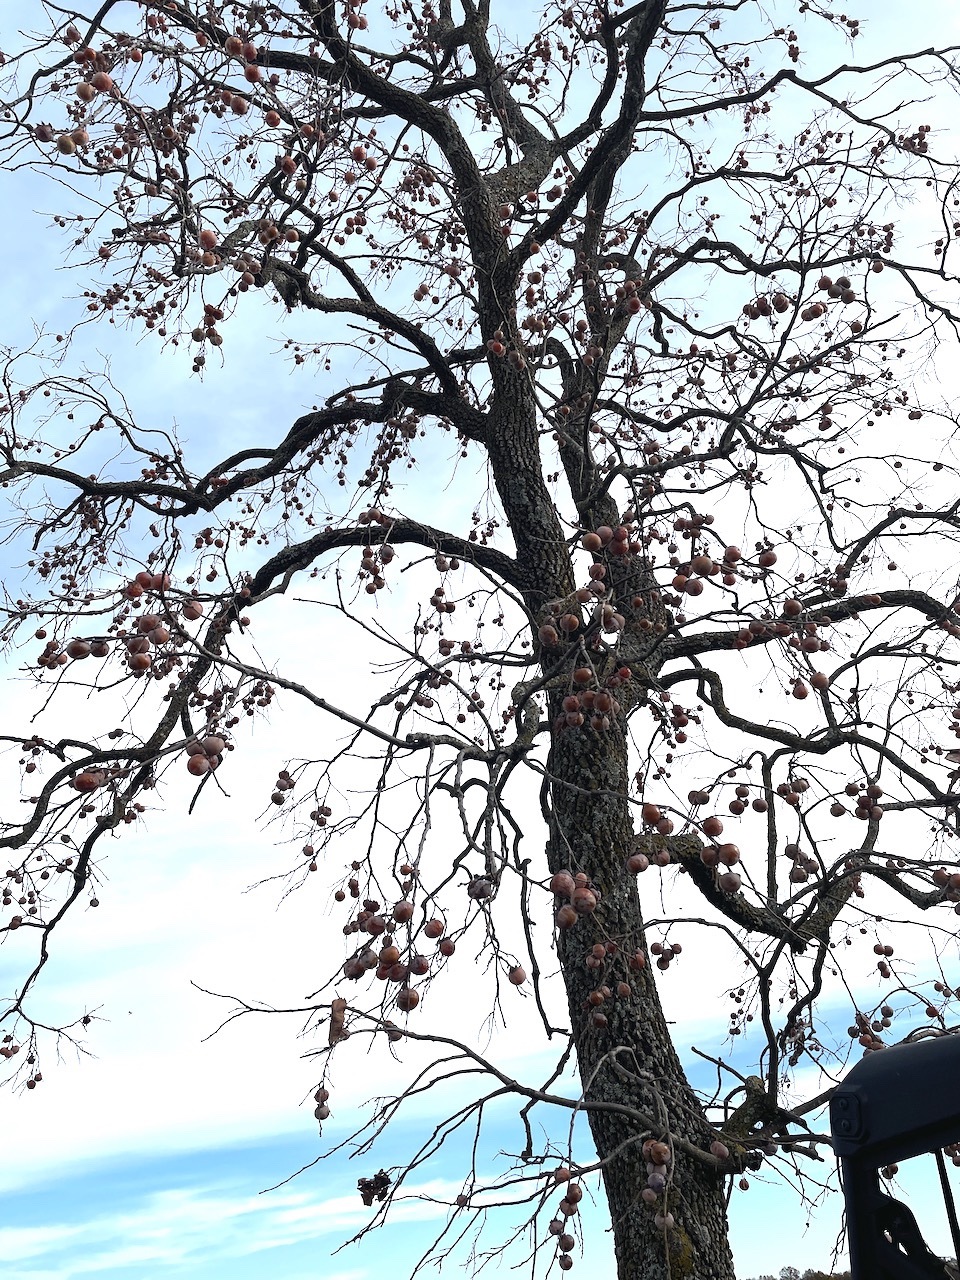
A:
<box><xmin>2</xmin><ymin>2</ymin><xmax>960</xmax><ymax>1278</ymax></box>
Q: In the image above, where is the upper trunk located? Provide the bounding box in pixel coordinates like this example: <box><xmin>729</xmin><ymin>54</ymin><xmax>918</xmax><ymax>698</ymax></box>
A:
<box><xmin>484</xmin><ymin>389</ymin><xmax>574</xmax><ymax>609</ymax></box>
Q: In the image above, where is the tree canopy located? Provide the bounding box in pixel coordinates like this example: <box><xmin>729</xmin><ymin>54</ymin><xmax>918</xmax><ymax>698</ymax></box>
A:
<box><xmin>2</xmin><ymin>1</ymin><xmax>960</xmax><ymax>1276</ymax></box>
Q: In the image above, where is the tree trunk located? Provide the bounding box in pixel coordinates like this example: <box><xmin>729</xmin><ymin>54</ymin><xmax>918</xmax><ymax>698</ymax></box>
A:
<box><xmin>482</xmin><ymin>337</ymin><xmax>734</xmax><ymax>1276</ymax></box>
<box><xmin>546</xmin><ymin>707</ymin><xmax>736</xmax><ymax>1280</ymax></box>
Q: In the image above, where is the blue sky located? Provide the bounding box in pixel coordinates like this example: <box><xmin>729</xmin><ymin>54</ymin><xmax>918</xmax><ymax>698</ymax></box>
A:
<box><xmin>0</xmin><ymin>1124</ymin><xmax>501</xmax><ymax>1280</ymax></box>
<box><xmin>3</xmin><ymin>2</ymin><xmax>960</xmax><ymax>1278</ymax></box>
<box><xmin>0</xmin><ymin>1068</ymin><xmax>845</xmax><ymax>1280</ymax></box>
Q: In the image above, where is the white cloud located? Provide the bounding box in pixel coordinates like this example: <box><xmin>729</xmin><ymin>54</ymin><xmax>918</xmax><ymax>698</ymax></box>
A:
<box><xmin>0</xmin><ymin>1173</ymin><xmax>462</xmax><ymax>1279</ymax></box>
<box><xmin>0</xmin><ymin>576</ymin><xmax>747</xmax><ymax>1201</ymax></box>
<box><xmin>0</xmin><ymin>1224</ymin><xmax>88</xmax><ymax>1265</ymax></box>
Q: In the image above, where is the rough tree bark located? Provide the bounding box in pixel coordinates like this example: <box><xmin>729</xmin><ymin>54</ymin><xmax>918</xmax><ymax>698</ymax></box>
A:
<box><xmin>484</xmin><ymin>347</ymin><xmax>734</xmax><ymax>1273</ymax></box>
<box><xmin>547</xmin><ymin>712</ymin><xmax>736</xmax><ymax>1279</ymax></box>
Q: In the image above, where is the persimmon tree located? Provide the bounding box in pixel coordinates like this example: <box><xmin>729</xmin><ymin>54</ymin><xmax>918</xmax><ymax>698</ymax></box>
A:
<box><xmin>2</xmin><ymin>1</ymin><xmax>960</xmax><ymax>1276</ymax></box>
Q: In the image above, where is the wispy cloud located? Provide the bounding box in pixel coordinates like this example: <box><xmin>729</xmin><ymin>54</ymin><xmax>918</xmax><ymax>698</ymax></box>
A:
<box><xmin>0</xmin><ymin>1164</ymin><xmax>465</xmax><ymax>1280</ymax></box>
